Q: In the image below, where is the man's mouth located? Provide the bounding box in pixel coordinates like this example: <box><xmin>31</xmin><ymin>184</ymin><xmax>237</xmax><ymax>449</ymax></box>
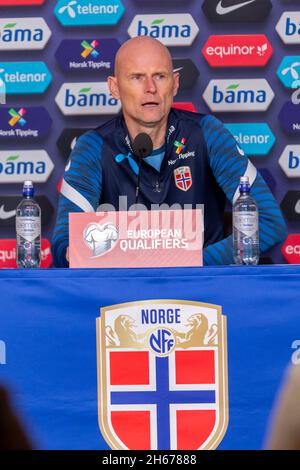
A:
<box><xmin>142</xmin><ymin>102</ymin><xmax>159</xmax><ymax>108</ymax></box>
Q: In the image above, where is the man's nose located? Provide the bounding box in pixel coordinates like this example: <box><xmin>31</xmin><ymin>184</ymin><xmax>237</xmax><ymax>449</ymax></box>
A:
<box><xmin>144</xmin><ymin>77</ymin><xmax>157</xmax><ymax>93</ymax></box>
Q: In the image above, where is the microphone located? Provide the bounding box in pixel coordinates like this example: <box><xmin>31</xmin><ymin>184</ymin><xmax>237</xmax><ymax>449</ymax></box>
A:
<box><xmin>132</xmin><ymin>133</ymin><xmax>153</xmax><ymax>204</ymax></box>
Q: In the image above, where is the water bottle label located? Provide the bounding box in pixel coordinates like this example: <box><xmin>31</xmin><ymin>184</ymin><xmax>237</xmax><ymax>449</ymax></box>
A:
<box><xmin>233</xmin><ymin>212</ymin><xmax>258</xmax><ymax>237</ymax></box>
<box><xmin>16</xmin><ymin>217</ymin><xmax>41</xmax><ymax>242</ymax></box>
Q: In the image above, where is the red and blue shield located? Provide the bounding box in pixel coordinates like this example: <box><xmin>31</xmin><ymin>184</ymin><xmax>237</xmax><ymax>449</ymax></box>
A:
<box><xmin>97</xmin><ymin>300</ymin><xmax>228</xmax><ymax>450</ymax></box>
<box><xmin>174</xmin><ymin>166</ymin><xmax>192</xmax><ymax>191</ymax></box>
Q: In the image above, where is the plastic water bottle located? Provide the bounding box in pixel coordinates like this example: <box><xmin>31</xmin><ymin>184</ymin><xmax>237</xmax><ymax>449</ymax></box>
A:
<box><xmin>233</xmin><ymin>176</ymin><xmax>259</xmax><ymax>265</ymax></box>
<box><xmin>16</xmin><ymin>181</ymin><xmax>41</xmax><ymax>268</ymax></box>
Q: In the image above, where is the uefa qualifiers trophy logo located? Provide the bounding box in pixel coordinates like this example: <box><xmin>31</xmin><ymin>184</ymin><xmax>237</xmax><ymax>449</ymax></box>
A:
<box><xmin>83</xmin><ymin>222</ymin><xmax>119</xmax><ymax>257</ymax></box>
<box><xmin>0</xmin><ymin>68</ymin><xmax>6</xmax><ymax>105</ymax></box>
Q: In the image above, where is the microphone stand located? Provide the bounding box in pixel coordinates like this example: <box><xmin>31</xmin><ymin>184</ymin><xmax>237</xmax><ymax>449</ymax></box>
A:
<box><xmin>135</xmin><ymin>155</ymin><xmax>143</xmax><ymax>205</ymax></box>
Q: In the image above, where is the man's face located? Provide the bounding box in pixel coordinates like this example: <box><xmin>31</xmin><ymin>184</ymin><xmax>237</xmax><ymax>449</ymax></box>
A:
<box><xmin>108</xmin><ymin>43</ymin><xmax>179</xmax><ymax>131</ymax></box>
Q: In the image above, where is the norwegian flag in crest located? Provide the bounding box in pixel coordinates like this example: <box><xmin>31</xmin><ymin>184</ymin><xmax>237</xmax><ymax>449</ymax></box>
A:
<box><xmin>97</xmin><ymin>300</ymin><xmax>228</xmax><ymax>450</ymax></box>
<box><xmin>174</xmin><ymin>166</ymin><xmax>192</xmax><ymax>191</ymax></box>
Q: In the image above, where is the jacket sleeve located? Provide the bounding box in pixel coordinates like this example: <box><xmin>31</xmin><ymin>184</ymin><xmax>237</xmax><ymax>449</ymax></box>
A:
<box><xmin>199</xmin><ymin>115</ymin><xmax>287</xmax><ymax>265</ymax></box>
<box><xmin>51</xmin><ymin>130</ymin><xmax>103</xmax><ymax>267</ymax></box>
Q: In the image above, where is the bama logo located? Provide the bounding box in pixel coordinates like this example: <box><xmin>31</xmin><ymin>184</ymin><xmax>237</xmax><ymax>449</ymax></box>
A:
<box><xmin>276</xmin><ymin>12</ymin><xmax>300</xmax><ymax>44</ymax></box>
<box><xmin>279</xmin><ymin>145</ymin><xmax>300</xmax><ymax>178</ymax></box>
<box><xmin>203</xmin><ymin>79</ymin><xmax>274</xmax><ymax>112</ymax></box>
<box><xmin>55</xmin><ymin>38</ymin><xmax>119</xmax><ymax>73</ymax></box>
<box><xmin>128</xmin><ymin>14</ymin><xmax>199</xmax><ymax>46</ymax></box>
<box><xmin>0</xmin><ymin>62</ymin><xmax>51</xmax><ymax>95</ymax></box>
<box><xmin>0</xmin><ymin>106</ymin><xmax>52</xmax><ymax>139</ymax></box>
<box><xmin>0</xmin><ymin>239</ymin><xmax>52</xmax><ymax>268</ymax></box>
<box><xmin>0</xmin><ymin>150</ymin><xmax>54</xmax><ymax>183</ymax></box>
<box><xmin>224</xmin><ymin>123</ymin><xmax>275</xmax><ymax>156</ymax></box>
<box><xmin>0</xmin><ymin>18</ymin><xmax>51</xmax><ymax>51</ymax></box>
<box><xmin>55</xmin><ymin>82</ymin><xmax>121</xmax><ymax>115</ymax></box>
<box><xmin>54</xmin><ymin>0</ymin><xmax>124</xmax><ymax>26</ymax></box>
<box><xmin>202</xmin><ymin>34</ymin><xmax>273</xmax><ymax>67</ymax></box>
<box><xmin>281</xmin><ymin>235</ymin><xmax>300</xmax><ymax>264</ymax></box>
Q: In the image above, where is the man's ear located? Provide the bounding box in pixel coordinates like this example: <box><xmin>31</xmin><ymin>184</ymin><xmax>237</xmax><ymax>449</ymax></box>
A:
<box><xmin>173</xmin><ymin>72</ymin><xmax>180</xmax><ymax>97</ymax></box>
<box><xmin>108</xmin><ymin>76</ymin><xmax>120</xmax><ymax>99</ymax></box>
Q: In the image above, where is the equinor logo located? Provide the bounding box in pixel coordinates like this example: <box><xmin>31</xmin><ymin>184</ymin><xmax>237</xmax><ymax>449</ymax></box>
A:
<box><xmin>55</xmin><ymin>82</ymin><xmax>121</xmax><ymax>115</ymax></box>
<box><xmin>0</xmin><ymin>18</ymin><xmax>51</xmax><ymax>51</ymax></box>
<box><xmin>128</xmin><ymin>14</ymin><xmax>199</xmax><ymax>46</ymax></box>
<box><xmin>203</xmin><ymin>79</ymin><xmax>274</xmax><ymax>112</ymax></box>
<box><xmin>54</xmin><ymin>0</ymin><xmax>124</xmax><ymax>26</ymax></box>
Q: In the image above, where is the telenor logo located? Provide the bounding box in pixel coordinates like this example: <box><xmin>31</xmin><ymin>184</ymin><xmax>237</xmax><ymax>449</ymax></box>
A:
<box><xmin>277</xmin><ymin>56</ymin><xmax>300</xmax><ymax>89</ymax></box>
<box><xmin>202</xmin><ymin>0</ymin><xmax>272</xmax><ymax>23</ymax></box>
<box><xmin>55</xmin><ymin>82</ymin><xmax>121</xmax><ymax>115</ymax></box>
<box><xmin>279</xmin><ymin>101</ymin><xmax>300</xmax><ymax>135</ymax></box>
<box><xmin>0</xmin><ymin>18</ymin><xmax>51</xmax><ymax>51</ymax></box>
<box><xmin>225</xmin><ymin>123</ymin><xmax>275</xmax><ymax>156</ymax></box>
<box><xmin>54</xmin><ymin>0</ymin><xmax>125</xmax><ymax>26</ymax></box>
<box><xmin>128</xmin><ymin>14</ymin><xmax>199</xmax><ymax>46</ymax></box>
<box><xmin>0</xmin><ymin>150</ymin><xmax>54</xmax><ymax>183</ymax></box>
<box><xmin>0</xmin><ymin>106</ymin><xmax>52</xmax><ymax>139</ymax></box>
<box><xmin>276</xmin><ymin>12</ymin><xmax>300</xmax><ymax>44</ymax></box>
<box><xmin>55</xmin><ymin>38</ymin><xmax>119</xmax><ymax>73</ymax></box>
<box><xmin>203</xmin><ymin>79</ymin><xmax>274</xmax><ymax>112</ymax></box>
<box><xmin>279</xmin><ymin>145</ymin><xmax>300</xmax><ymax>178</ymax></box>
<box><xmin>202</xmin><ymin>34</ymin><xmax>273</xmax><ymax>67</ymax></box>
<box><xmin>0</xmin><ymin>62</ymin><xmax>52</xmax><ymax>95</ymax></box>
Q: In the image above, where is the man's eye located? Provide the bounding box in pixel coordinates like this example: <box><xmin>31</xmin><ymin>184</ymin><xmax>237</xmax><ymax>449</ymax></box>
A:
<box><xmin>155</xmin><ymin>74</ymin><xmax>165</xmax><ymax>80</ymax></box>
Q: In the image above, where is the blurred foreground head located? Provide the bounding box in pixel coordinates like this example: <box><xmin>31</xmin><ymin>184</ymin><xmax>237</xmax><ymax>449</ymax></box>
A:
<box><xmin>0</xmin><ymin>385</ymin><xmax>33</xmax><ymax>450</ymax></box>
<box><xmin>266</xmin><ymin>364</ymin><xmax>300</xmax><ymax>450</ymax></box>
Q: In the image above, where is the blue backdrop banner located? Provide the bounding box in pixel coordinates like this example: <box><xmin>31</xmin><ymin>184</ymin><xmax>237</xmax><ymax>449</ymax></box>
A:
<box><xmin>0</xmin><ymin>265</ymin><xmax>299</xmax><ymax>450</ymax></box>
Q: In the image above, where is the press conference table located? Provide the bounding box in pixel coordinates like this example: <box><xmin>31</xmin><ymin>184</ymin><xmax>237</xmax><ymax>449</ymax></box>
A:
<box><xmin>1</xmin><ymin>265</ymin><xmax>299</xmax><ymax>450</ymax></box>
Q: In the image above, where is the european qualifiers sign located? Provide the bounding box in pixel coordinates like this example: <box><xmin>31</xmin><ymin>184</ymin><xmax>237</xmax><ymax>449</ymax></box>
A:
<box><xmin>55</xmin><ymin>82</ymin><xmax>121</xmax><ymax>115</ymax></box>
<box><xmin>0</xmin><ymin>18</ymin><xmax>51</xmax><ymax>51</ymax></box>
<box><xmin>0</xmin><ymin>106</ymin><xmax>52</xmax><ymax>140</ymax></box>
<box><xmin>128</xmin><ymin>14</ymin><xmax>199</xmax><ymax>47</ymax></box>
<box><xmin>0</xmin><ymin>62</ymin><xmax>52</xmax><ymax>94</ymax></box>
<box><xmin>0</xmin><ymin>150</ymin><xmax>54</xmax><ymax>183</ymax></box>
<box><xmin>202</xmin><ymin>0</ymin><xmax>272</xmax><ymax>23</ymax></box>
<box><xmin>55</xmin><ymin>38</ymin><xmax>119</xmax><ymax>73</ymax></box>
<box><xmin>202</xmin><ymin>34</ymin><xmax>273</xmax><ymax>68</ymax></box>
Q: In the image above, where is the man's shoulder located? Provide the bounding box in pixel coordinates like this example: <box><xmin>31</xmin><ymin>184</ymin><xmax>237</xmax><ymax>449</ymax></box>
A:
<box><xmin>93</xmin><ymin>115</ymin><xmax>122</xmax><ymax>138</ymax></box>
<box><xmin>170</xmin><ymin>108</ymin><xmax>222</xmax><ymax>131</ymax></box>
